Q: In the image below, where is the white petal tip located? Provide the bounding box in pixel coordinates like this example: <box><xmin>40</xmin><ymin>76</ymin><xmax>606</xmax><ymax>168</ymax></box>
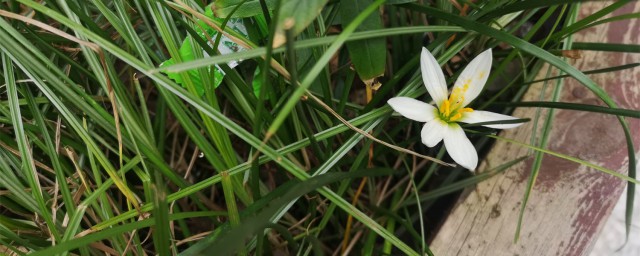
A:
<box><xmin>455</xmin><ymin>155</ymin><xmax>478</xmax><ymax>171</ymax></box>
<box><xmin>477</xmin><ymin>49</ymin><xmax>493</xmax><ymax>63</ymax></box>
<box><xmin>442</xmin><ymin>125</ymin><xmax>478</xmax><ymax>172</ymax></box>
<box><xmin>421</xmin><ymin>120</ymin><xmax>446</xmax><ymax>147</ymax></box>
<box><xmin>476</xmin><ymin>49</ymin><xmax>492</xmax><ymax>59</ymax></box>
<box><xmin>491</xmin><ymin>121</ymin><xmax>525</xmax><ymax>129</ymax></box>
<box><xmin>423</xmin><ymin>141</ymin><xmax>439</xmax><ymax>148</ymax></box>
<box><xmin>387</xmin><ymin>97</ymin><xmax>437</xmax><ymax>122</ymax></box>
<box><xmin>387</xmin><ymin>97</ymin><xmax>404</xmax><ymax>111</ymax></box>
<box><xmin>505</xmin><ymin>122</ymin><xmax>525</xmax><ymax>129</ymax></box>
<box><xmin>422</xmin><ymin>138</ymin><xmax>440</xmax><ymax>148</ymax></box>
<box><xmin>461</xmin><ymin>162</ymin><xmax>478</xmax><ymax>171</ymax></box>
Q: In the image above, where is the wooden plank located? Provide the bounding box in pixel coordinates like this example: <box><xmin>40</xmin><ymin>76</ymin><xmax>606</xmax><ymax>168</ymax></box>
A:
<box><xmin>430</xmin><ymin>2</ymin><xmax>640</xmax><ymax>255</ymax></box>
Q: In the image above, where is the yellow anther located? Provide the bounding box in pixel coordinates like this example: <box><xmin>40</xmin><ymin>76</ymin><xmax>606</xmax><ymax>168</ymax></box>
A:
<box><xmin>443</xmin><ymin>100</ymin><xmax>450</xmax><ymax>116</ymax></box>
<box><xmin>460</xmin><ymin>107</ymin><xmax>474</xmax><ymax>113</ymax></box>
<box><xmin>449</xmin><ymin>113</ymin><xmax>462</xmax><ymax>121</ymax></box>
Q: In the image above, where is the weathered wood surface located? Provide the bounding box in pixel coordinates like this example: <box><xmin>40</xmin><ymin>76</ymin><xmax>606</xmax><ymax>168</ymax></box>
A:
<box><xmin>430</xmin><ymin>2</ymin><xmax>640</xmax><ymax>256</ymax></box>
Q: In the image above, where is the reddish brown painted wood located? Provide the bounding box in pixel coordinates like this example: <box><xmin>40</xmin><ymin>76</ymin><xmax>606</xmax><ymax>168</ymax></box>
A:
<box><xmin>430</xmin><ymin>2</ymin><xmax>640</xmax><ymax>255</ymax></box>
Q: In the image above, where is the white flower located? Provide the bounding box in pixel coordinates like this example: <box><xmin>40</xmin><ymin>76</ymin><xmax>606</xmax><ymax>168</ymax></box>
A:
<box><xmin>388</xmin><ymin>48</ymin><xmax>523</xmax><ymax>171</ymax></box>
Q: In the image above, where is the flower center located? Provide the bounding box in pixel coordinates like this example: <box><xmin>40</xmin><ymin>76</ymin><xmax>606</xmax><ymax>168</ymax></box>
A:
<box><xmin>439</xmin><ymin>86</ymin><xmax>473</xmax><ymax>122</ymax></box>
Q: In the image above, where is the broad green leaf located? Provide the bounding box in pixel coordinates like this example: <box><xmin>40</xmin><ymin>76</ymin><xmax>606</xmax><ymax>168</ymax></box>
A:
<box><xmin>213</xmin><ymin>0</ymin><xmax>276</xmax><ymax>18</ymax></box>
<box><xmin>160</xmin><ymin>5</ymin><xmax>249</xmax><ymax>95</ymax></box>
<box><xmin>252</xmin><ymin>66</ymin><xmax>265</xmax><ymax>98</ymax></box>
<box><xmin>159</xmin><ymin>41</ymin><xmax>224</xmax><ymax>96</ymax></box>
<box><xmin>214</xmin><ymin>0</ymin><xmax>329</xmax><ymax>47</ymax></box>
<box><xmin>341</xmin><ymin>0</ymin><xmax>386</xmax><ymax>81</ymax></box>
<box><xmin>272</xmin><ymin>0</ymin><xmax>329</xmax><ymax>47</ymax></box>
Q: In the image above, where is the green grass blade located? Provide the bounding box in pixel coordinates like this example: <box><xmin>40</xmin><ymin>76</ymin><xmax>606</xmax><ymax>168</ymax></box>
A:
<box><xmin>496</xmin><ymin>101</ymin><xmax>640</xmax><ymax>118</ymax></box>
<box><xmin>489</xmin><ymin>135</ymin><xmax>639</xmax><ymax>185</ymax></box>
<box><xmin>571</xmin><ymin>42</ymin><xmax>640</xmax><ymax>53</ymax></box>
<box><xmin>2</xmin><ymin>52</ymin><xmax>59</xmax><ymax>240</ymax></box>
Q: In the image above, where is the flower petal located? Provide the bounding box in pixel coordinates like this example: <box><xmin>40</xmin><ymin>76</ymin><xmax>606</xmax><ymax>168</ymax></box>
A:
<box><xmin>388</xmin><ymin>97</ymin><xmax>437</xmax><ymax>122</ymax></box>
<box><xmin>420</xmin><ymin>47</ymin><xmax>448</xmax><ymax>107</ymax></box>
<box><xmin>459</xmin><ymin>110</ymin><xmax>524</xmax><ymax>129</ymax></box>
<box><xmin>443</xmin><ymin>124</ymin><xmax>478</xmax><ymax>171</ymax></box>
<box><xmin>421</xmin><ymin>119</ymin><xmax>447</xmax><ymax>147</ymax></box>
<box><xmin>453</xmin><ymin>49</ymin><xmax>493</xmax><ymax>107</ymax></box>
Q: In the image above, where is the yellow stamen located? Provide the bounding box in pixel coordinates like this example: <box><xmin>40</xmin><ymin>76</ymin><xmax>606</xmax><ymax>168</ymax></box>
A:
<box><xmin>449</xmin><ymin>98</ymin><xmax>463</xmax><ymax>111</ymax></box>
<box><xmin>442</xmin><ymin>100</ymin><xmax>450</xmax><ymax>116</ymax></box>
<box><xmin>449</xmin><ymin>113</ymin><xmax>462</xmax><ymax>122</ymax></box>
<box><xmin>441</xmin><ymin>87</ymin><xmax>474</xmax><ymax>122</ymax></box>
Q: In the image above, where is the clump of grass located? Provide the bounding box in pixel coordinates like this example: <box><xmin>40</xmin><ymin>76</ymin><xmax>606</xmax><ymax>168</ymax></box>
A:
<box><xmin>0</xmin><ymin>1</ymin><xmax>637</xmax><ymax>255</ymax></box>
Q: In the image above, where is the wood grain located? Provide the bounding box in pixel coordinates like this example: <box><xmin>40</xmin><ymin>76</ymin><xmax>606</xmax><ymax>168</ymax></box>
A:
<box><xmin>430</xmin><ymin>2</ymin><xmax>640</xmax><ymax>255</ymax></box>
